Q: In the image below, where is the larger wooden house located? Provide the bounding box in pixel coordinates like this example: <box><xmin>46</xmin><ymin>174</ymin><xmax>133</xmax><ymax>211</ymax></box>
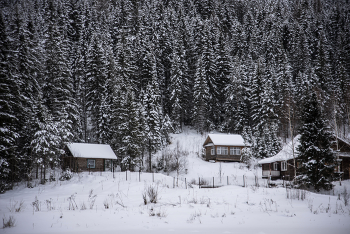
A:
<box><xmin>63</xmin><ymin>143</ymin><xmax>117</xmax><ymax>172</ymax></box>
<box><xmin>258</xmin><ymin>135</ymin><xmax>350</xmax><ymax>180</ymax></box>
<box><xmin>203</xmin><ymin>134</ymin><xmax>248</xmax><ymax>162</ymax></box>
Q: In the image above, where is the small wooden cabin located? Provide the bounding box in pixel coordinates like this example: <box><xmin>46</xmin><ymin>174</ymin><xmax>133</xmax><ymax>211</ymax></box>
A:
<box><xmin>258</xmin><ymin>135</ymin><xmax>350</xmax><ymax>180</ymax></box>
<box><xmin>203</xmin><ymin>134</ymin><xmax>248</xmax><ymax>162</ymax></box>
<box><xmin>63</xmin><ymin>143</ymin><xmax>117</xmax><ymax>172</ymax></box>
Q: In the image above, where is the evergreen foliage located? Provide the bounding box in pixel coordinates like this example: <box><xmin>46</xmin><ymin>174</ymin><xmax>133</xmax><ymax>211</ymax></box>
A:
<box><xmin>297</xmin><ymin>92</ymin><xmax>336</xmax><ymax>191</ymax></box>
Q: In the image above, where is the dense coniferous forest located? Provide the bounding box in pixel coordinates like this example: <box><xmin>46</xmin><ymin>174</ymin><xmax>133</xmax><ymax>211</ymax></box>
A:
<box><xmin>1</xmin><ymin>0</ymin><xmax>350</xmax><ymax>192</ymax></box>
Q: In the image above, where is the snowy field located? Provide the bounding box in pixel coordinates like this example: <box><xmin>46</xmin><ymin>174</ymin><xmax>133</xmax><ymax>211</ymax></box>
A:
<box><xmin>1</xmin><ymin>129</ymin><xmax>350</xmax><ymax>234</ymax></box>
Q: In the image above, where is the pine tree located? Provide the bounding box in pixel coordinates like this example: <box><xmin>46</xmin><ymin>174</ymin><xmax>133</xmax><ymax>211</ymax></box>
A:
<box><xmin>0</xmin><ymin>11</ymin><xmax>21</xmax><ymax>192</ymax></box>
<box><xmin>169</xmin><ymin>35</ymin><xmax>188</xmax><ymax>133</ymax></box>
<box><xmin>31</xmin><ymin>103</ymin><xmax>63</xmax><ymax>183</ymax></box>
<box><xmin>192</xmin><ymin>55</ymin><xmax>209</xmax><ymax>134</ymax></box>
<box><xmin>118</xmin><ymin>91</ymin><xmax>141</xmax><ymax>171</ymax></box>
<box><xmin>143</xmin><ymin>75</ymin><xmax>162</xmax><ymax>172</ymax></box>
<box><xmin>297</xmin><ymin>91</ymin><xmax>335</xmax><ymax>191</ymax></box>
<box><xmin>215</xmin><ymin>32</ymin><xmax>231</xmax><ymax>128</ymax></box>
<box><xmin>86</xmin><ymin>31</ymin><xmax>112</xmax><ymax>143</ymax></box>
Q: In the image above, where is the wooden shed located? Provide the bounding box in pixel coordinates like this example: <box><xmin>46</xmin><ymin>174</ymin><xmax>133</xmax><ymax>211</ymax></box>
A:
<box><xmin>63</xmin><ymin>143</ymin><xmax>117</xmax><ymax>172</ymax></box>
<box><xmin>203</xmin><ymin>134</ymin><xmax>248</xmax><ymax>162</ymax></box>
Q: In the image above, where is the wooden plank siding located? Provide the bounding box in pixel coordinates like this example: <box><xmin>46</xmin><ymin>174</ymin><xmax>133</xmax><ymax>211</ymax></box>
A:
<box><xmin>63</xmin><ymin>146</ymin><xmax>109</xmax><ymax>172</ymax></box>
<box><xmin>204</xmin><ymin>144</ymin><xmax>243</xmax><ymax>162</ymax></box>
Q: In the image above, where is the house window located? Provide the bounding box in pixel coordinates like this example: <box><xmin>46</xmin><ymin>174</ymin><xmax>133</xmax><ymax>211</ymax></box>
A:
<box><xmin>235</xmin><ymin>147</ymin><xmax>241</xmax><ymax>155</ymax></box>
<box><xmin>87</xmin><ymin>159</ymin><xmax>95</xmax><ymax>169</ymax></box>
<box><xmin>230</xmin><ymin>148</ymin><xmax>234</xmax><ymax>155</ymax></box>
<box><xmin>273</xmin><ymin>162</ymin><xmax>278</xmax><ymax>171</ymax></box>
<box><xmin>281</xmin><ymin>161</ymin><xmax>287</xmax><ymax>171</ymax></box>
<box><xmin>217</xmin><ymin>147</ymin><xmax>228</xmax><ymax>155</ymax></box>
<box><xmin>230</xmin><ymin>147</ymin><xmax>241</xmax><ymax>155</ymax></box>
<box><xmin>211</xmin><ymin>147</ymin><xmax>215</xmax><ymax>155</ymax></box>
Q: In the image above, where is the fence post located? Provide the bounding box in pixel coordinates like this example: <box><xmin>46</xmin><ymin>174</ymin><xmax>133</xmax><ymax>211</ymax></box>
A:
<box><xmin>227</xmin><ymin>176</ymin><xmax>229</xmax><ymax>185</ymax></box>
<box><xmin>213</xmin><ymin>177</ymin><xmax>214</xmax><ymax>188</ymax></box>
<box><xmin>199</xmin><ymin>177</ymin><xmax>201</xmax><ymax>189</ymax></box>
<box><xmin>139</xmin><ymin>169</ymin><xmax>141</xmax><ymax>182</ymax></box>
<box><xmin>185</xmin><ymin>178</ymin><xmax>187</xmax><ymax>189</ymax></box>
<box><xmin>243</xmin><ymin>175</ymin><xmax>245</xmax><ymax>187</ymax></box>
<box><xmin>173</xmin><ymin>177</ymin><xmax>175</xmax><ymax>188</ymax></box>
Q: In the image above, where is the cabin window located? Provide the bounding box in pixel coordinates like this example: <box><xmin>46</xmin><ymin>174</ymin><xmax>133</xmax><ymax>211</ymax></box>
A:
<box><xmin>211</xmin><ymin>147</ymin><xmax>215</xmax><ymax>155</ymax></box>
<box><xmin>87</xmin><ymin>159</ymin><xmax>95</xmax><ymax>169</ymax></box>
<box><xmin>217</xmin><ymin>147</ymin><xmax>228</xmax><ymax>155</ymax></box>
<box><xmin>230</xmin><ymin>147</ymin><xmax>241</xmax><ymax>155</ymax></box>
<box><xmin>281</xmin><ymin>161</ymin><xmax>287</xmax><ymax>171</ymax></box>
<box><xmin>235</xmin><ymin>147</ymin><xmax>241</xmax><ymax>155</ymax></box>
<box><xmin>273</xmin><ymin>162</ymin><xmax>278</xmax><ymax>171</ymax></box>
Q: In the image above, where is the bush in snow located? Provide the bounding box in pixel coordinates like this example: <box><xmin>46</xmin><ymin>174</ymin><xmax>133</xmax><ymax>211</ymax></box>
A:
<box><xmin>2</xmin><ymin>215</ymin><xmax>16</xmax><ymax>228</ymax></box>
<box><xmin>59</xmin><ymin>169</ymin><xmax>73</xmax><ymax>181</ymax></box>
<box><xmin>143</xmin><ymin>184</ymin><xmax>159</xmax><ymax>204</ymax></box>
<box><xmin>341</xmin><ymin>187</ymin><xmax>349</xmax><ymax>206</ymax></box>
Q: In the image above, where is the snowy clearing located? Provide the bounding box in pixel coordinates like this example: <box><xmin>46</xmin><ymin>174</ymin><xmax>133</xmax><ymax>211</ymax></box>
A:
<box><xmin>1</xmin><ymin>129</ymin><xmax>350</xmax><ymax>234</ymax></box>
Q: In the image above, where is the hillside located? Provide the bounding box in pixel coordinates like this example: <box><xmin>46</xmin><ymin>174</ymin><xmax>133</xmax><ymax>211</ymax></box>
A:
<box><xmin>1</xmin><ymin>130</ymin><xmax>350</xmax><ymax>234</ymax></box>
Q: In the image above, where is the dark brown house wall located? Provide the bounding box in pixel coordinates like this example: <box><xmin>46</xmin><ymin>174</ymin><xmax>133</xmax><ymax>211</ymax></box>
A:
<box><xmin>63</xmin><ymin>157</ymin><xmax>105</xmax><ymax>172</ymax></box>
<box><xmin>280</xmin><ymin>159</ymin><xmax>295</xmax><ymax>180</ymax></box>
<box><xmin>205</xmin><ymin>146</ymin><xmax>216</xmax><ymax>161</ymax></box>
<box><xmin>205</xmin><ymin>145</ymin><xmax>244</xmax><ymax>162</ymax></box>
<box><xmin>76</xmin><ymin>158</ymin><xmax>104</xmax><ymax>171</ymax></box>
<box><xmin>341</xmin><ymin>157</ymin><xmax>350</xmax><ymax>180</ymax></box>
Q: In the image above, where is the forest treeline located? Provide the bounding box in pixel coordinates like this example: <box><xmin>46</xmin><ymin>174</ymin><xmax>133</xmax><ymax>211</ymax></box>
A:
<box><xmin>1</xmin><ymin>0</ymin><xmax>350</xmax><ymax>192</ymax></box>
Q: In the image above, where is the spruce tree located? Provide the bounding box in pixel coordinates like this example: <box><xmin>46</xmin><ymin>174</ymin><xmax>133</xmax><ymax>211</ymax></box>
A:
<box><xmin>143</xmin><ymin>76</ymin><xmax>162</xmax><ymax>172</ymax></box>
<box><xmin>192</xmin><ymin>55</ymin><xmax>209</xmax><ymax>134</ymax></box>
<box><xmin>0</xmin><ymin>11</ymin><xmax>21</xmax><ymax>192</ymax></box>
<box><xmin>119</xmin><ymin>91</ymin><xmax>141</xmax><ymax>171</ymax></box>
<box><xmin>297</xmin><ymin>91</ymin><xmax>335</xmax><ymax>191</ymax></box>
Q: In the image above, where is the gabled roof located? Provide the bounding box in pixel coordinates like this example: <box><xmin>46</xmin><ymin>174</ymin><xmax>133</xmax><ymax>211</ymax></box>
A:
<box><xmin>258</xmin><ymin>135</ymin><xmax>300</xmax><ymax>164</ymax></box>
<box><xmin>204</xmin><ymin>134</ymin><xmax>246</xmax><ymax>147</ymax></box>
<box><xmin>66</xmin><ymin>143</ymin><xmax>117</xmax><ymax>160</ymax></box>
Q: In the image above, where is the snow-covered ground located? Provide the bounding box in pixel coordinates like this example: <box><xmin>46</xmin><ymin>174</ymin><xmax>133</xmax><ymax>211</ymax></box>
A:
<box><xmin>1</xmin><ymin>129</ymin><xmax>350</xmax><ymax>234</ymax></box>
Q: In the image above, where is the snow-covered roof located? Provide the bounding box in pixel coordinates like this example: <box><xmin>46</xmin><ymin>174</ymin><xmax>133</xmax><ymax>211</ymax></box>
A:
<box><xmin>205</xmin><ymin>134</ymin><xmax>246</xmax><ymax>146</ymax></box>
<box><xmin>66</xmin><ymin>143</ymin><xmax>117</xmax><ymax>160</ymax></box>
<box><xmin>258</xmin><ymin>135</ymin><xmax>300</xmax><ymax>164</ymax></box>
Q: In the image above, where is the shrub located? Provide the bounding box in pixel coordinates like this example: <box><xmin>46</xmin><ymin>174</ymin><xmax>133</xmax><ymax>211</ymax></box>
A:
<box><xmin>143</xmin><ymin>185</ymin><xmax>159</xmax><ymax>204</ymax></box>
<box><xmin>8</xmin><ymin>199</ymin><xmax>25</xmax><ymax>213</ymax></box>
<box><xmin>31</xmin><ymin>196</ymin><xmax>40</xmax><ymax>212</ymax></box>
<box><xmin>59</xmin><ymin>169</ymin><xmax>73</xmax><ymax>181</ymax></box>
<box><xmin>341</xmin><ymin>187</ymin><xmax>349</xmax><ymax>206</ymax></box>
<box><xmin>88</xmin><ymin>189</ymin><xmax>97</xmax><ymax>209</ymax></box>
<box><xmin>3</xmin><ymin>215</ymin><xmax>16</xmax><ymax>228</ymax></box>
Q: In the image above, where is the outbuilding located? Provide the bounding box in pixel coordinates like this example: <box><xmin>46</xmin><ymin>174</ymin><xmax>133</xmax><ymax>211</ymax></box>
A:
<box><xmin>203</xmin><ymin>134</ymin><xmax>248</xmax><ymax>162</ymax></box>
<box><xmin>63</xmin><ymin>143</ymin><xmax>117</xmax><ymax>172</ymax></box>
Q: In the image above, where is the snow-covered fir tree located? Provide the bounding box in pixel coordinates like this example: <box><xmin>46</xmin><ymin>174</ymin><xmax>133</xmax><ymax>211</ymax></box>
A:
<box><xmin>297</xmin><ymin>91</ymin><xmax>336</xmax><ymax>191</ymax></box>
